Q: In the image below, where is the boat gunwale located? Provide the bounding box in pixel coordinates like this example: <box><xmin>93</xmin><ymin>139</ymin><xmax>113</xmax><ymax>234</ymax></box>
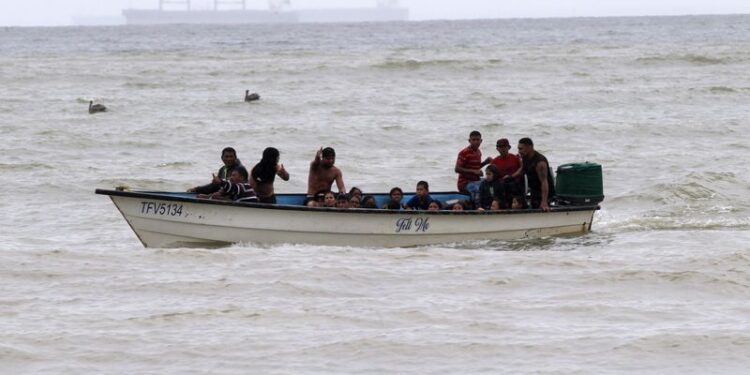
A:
<box><xmin>95</xmin><ymin>188</ymin><xmax>601</xmax><ymax>215</ymax></box>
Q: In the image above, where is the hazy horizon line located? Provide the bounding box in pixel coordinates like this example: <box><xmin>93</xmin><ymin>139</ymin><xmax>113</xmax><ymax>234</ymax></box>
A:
<box><xmin>1</xmin><ymin>11</ymin><xmax>746</xmax><ymax>28</ymax></box>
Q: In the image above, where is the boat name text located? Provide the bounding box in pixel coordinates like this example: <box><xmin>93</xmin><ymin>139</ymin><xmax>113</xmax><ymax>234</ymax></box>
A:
<box><xmin>141</xmin><ymin>201</ymin><xmax>183</xmax><ymax>217</ymax></box>
<box><xmin>395</xmin><ymin>217</ymin><xmax>430</xmax><ymax>233</ymax></box>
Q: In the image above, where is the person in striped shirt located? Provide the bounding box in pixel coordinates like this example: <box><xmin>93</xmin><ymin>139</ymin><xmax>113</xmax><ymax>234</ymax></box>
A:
<box><xmin>198</xmin><ymin>166</ymin><xmax>258</xmax><ymax>203</ymax></box>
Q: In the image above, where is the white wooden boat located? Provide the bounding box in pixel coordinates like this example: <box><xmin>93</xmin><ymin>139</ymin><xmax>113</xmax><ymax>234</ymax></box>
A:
<box><xmin>96</xmin><ymin>189</ymin><xmax>600</xmax><ymax>248</ymax></box>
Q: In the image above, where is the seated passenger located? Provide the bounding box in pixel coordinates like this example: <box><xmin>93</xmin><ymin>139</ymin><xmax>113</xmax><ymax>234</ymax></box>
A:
<box><xmin>188</xmin><ymin>147</ymin><xmax>242</xmax><ymax>194</ymax></box>
<box><xmin>490</xmin><ymin>198</ymin><xmax>502</xmax><ymax>211</ymax></box>
<box><xmin>382</xmin><ymin>187</ymin><xmax>404</xmax><ymax>209</ymax></box>
<box><xmin>335</xmin><ymin>193</ymin><xmax>349</xmax><ymax>208</ymax></box>
<box><xmin>348</xmin><ymin>195</ymin><xmax>361</xmax><ymax>208</ymax></box>
<box><xmin>348</xmin><ymin>187</ymin><xmax>363</xmax><ymax>201</ymax></box>
<box><xmin>477</xmin><ymin>165</ymin><xmax>506</xmax><ymax>210</ymax></box>
<box><xmin>491</xmin><ymin>138</ymin><xmax>524</xmax><ymax>207</ymax></box>
<box><xmin>199</xmin><ymin>166</ymin><xmax>258</xmax><ymax>203</ymax></box>
<box><xmin>451</xmin><ymin>202</ymin><xmax>465</xmax><ymax>211</ymax></box>
<box><xmin>478</xmin><ymin>197</ymin><xmax>503</xmax><ymax>211</ymax></box>
<box><xmin>361</xmin><ymin>195</ymin><xmax>377</xmax><ymax>209</ymax></box>
<box><xmin>511</xmin><ymin>195</ymin><xmax>525</xmax><ymax>209</ymax></box>
<box><xmin>305</xmin><ymin>189</ymin><xmax>328</xmax><ymax>207</ymax></box>
<box><xmin>427</xmin><ymin>200</ymin><xmax>442</xmax><ymax>211</ymax></box>
<box><xmin>322</xmin><ymin>191</ymin><xmax>337</xmax><ymax>208</ymax></box>
<box><xmin>404</xmin><ymin>181</ymin><xmax>434</xmax><ymax>210</ymax></box>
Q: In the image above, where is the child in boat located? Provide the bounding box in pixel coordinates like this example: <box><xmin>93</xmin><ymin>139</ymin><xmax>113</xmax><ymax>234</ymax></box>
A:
<box><xmin>348</xmin><ymin>195</ymin><xmax>361</xmax><ymax>208</ymax></box>
<box><xmin>490</xmin><ymin>198</ymin><xmax>502</xmax><ymax>211</ymax></box>
<box><xmin>427</xmin><ymin>200</ymin><xmax>442</xmax><ymax>211</ymax></box>
<box><xmin>477</xmin><ymin>164</ymin><xmax>506</xmax><ymax>210</ymax></box>
<box><xmin>348</xmin><ymin>187</ymin><xmax>362</xmax><ymax>201</ymax></box>
<box><xmin>404</xmin><ymin>181</ymin><xmax>434</xmax><ymax>210</ymax></box>
<box><xmin>383</xmin><ymin>187</ymin><xmax>404</xmax><ymax>209</ymax></box>
<box><xmin>451</xmin><ymin>201</ymin><xmax>465</xmax><ymax>211</ymax></box>
<box><xmin>305</xmin><ymin>190</ymin><xmax>327</xmax><ymax>207</ymax></box>
<box><xmin>511</xmin><ymin>195</ymin><xmax>525</xmax><ymax>209</ymax></box>
<box><xmin>361</xmin><ymin>195</ymin><xmax>377</xmax><ymax>209</ymax></box>
<box><xmin>478</xmin><ymin>198</ymin><xmax>503</xmax><ymax>211</ymax></box>
<box><xmin>322</xmin><ymin>191</ymin><xmax>337</xmax><ymax>208</ymax></box>
<box><xmin>335</xmin><ymin>193</ymin><xmax>349</xmax><ymax>208</ymax></box>
<box><xmin>199</xmin><ymin>166</ymin><xmax>258</xmax><ymax>203</ymax></box>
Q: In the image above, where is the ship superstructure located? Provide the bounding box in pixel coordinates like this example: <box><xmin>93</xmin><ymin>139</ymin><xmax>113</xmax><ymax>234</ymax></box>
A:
<box><xmin>123</xmin><ymin>0</ymin><xmax>409</xmax><ymax>24</ymax></box>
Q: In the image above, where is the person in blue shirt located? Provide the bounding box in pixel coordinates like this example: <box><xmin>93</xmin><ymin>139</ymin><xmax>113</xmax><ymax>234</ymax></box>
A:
<box><xmin>404</xmin><ymin>181</ymin><xmax>434</xmax><ymax>210</ymax></box>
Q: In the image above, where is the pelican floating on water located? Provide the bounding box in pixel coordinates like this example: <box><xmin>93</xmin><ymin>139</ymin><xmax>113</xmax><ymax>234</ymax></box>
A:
<box><xmin>244</xmin><ymin>90</ymin><xmax>260</xmax><ymax>102</ymax></box>
<box><xmin>88</xmin><ymin>101</ymin><xmax>107</xmax><ymax>114</ymax></box>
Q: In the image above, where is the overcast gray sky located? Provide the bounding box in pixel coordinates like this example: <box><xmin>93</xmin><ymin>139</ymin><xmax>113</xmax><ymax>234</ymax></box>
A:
<box><xmin>1</xmin><ymin>0</ymin><xmax>749</xmax><ymax>26</ymax></box>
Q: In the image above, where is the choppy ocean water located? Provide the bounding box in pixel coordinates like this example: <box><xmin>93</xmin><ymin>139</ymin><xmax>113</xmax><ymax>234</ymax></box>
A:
<box><xmin>1</xmin><ymin>15</ymin><xmax>749</xmax><ymax>374</ymax></box>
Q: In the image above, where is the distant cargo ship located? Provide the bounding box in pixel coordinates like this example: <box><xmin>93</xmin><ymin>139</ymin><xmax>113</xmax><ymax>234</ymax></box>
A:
<box><xmin>123</xmin><ymin>0</ymin><xmax>409</xmax><ymax>25</ymax></box>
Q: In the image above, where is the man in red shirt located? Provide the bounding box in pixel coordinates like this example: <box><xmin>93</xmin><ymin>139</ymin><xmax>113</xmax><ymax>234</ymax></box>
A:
<box><xmin>490</xmin><ymin>138</ymin><xmax>524</xmax><ymax>207</ymax></box>
<box><xmin>454</xmin><ymin>130</ymin><xmax>492</xmax><ymax>195</ymax></box>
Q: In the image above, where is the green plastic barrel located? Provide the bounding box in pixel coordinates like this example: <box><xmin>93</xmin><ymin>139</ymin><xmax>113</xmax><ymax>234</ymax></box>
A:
<box><xmin>555</xmin><ymin>162</ymin><xmax>604</xmax><ymax>205</ymax></box>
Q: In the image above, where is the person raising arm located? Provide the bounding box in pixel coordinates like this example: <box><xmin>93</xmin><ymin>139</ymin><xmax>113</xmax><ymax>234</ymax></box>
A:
<box><xmin>307</xmin><ymin>147</ymin><xmax>345</xmax><ymax>196</ymax></box>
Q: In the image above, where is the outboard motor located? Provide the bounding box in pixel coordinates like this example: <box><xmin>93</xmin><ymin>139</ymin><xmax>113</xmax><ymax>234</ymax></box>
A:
<box><xmin>555</xmin><ymin>162</ymin><xmax>604</xmax><ymax>205</ymax></box>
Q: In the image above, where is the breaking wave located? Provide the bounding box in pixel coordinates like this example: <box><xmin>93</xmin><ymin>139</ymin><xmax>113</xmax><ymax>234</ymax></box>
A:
<box><xmin>599</xmin><ymin>171</ymin><xmax>750</xmax><ymax>232</ymax></box>
<box><xmin>372</xmin><ymin>58</ymin><xmax>501</xmax><ymax>70</ymax></box>
<box><xmin>0</xmin><ymin>162</ymin><xmax>54</xmax><ymax>171</ymax></box>
<box><xmin>708</xmin><ymin>86</ymin><xmax>737</xmax><ymax>93</ymax></box>
<box><xmin>634</xmin><ymin>53</ymin><xmax>731</xmax><ymax>65</ymax></box>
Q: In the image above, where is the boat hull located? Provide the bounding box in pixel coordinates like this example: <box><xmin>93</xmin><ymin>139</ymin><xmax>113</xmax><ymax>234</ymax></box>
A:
<box><xmin>99</xmin><ymin>189</ymin><xmax>598</xmax><ymax>248</ymax></box>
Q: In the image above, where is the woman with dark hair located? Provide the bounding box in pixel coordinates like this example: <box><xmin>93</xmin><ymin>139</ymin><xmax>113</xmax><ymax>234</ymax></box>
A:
<box><xmin>251</xmin><ymin>147</ymin><xmax>290</xmax><ymax>204</ymax></box>
<box><xmin>477</xmin><ymin>164</ymin><xmax>506</xmax><ymax>210</ymax></box>
<box><xmin>348</xmin><ymin>186</ymin><xmax>363</xmax><ymax>201</ymax></box>
<box><xmin>382</xmin><ymin>187</ymin><xmax>404</xmax><ymax>210</ymax></box>
<box><xmin>360</xmin><ymin>195</ymin><xmax>377</xmax><ymax>209</ymax></box>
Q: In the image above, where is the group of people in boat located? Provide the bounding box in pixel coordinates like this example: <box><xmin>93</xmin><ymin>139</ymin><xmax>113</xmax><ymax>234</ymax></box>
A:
<box><xmin>188</xmin><ymin>146</ymin><xmax>288</xmax><ymax>204</ymax></box>
<box><xmin>187</xmin><ymin>130</ymin><xmax>555</xmax><ymax>211</ymax></box>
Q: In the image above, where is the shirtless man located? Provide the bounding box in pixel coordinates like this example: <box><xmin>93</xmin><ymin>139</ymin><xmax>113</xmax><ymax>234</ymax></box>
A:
<box><xmin>307</xmin><ymin>147</ymin><xmax>345</xmax><ymax>196</ymax></box>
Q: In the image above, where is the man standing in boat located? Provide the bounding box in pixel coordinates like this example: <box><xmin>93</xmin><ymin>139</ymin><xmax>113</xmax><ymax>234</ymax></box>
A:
<box><xmin>454</xmin><ymin>130</ymin><xmax>492</xmax><ymax>198</ymax></box>
<box><xmin>307</xmin><ymin>147</ymin><xmax>345</xmax><ymax>196</ymax></box>
<box><xmin>188</xmin><ymin>147</ymin><xmax>242</xmax><ymax>194</ymax></box>
<box><xmin>517</xmin><ymin>137</ymin><xmax>555</xmax><ymax>211</ymax></box>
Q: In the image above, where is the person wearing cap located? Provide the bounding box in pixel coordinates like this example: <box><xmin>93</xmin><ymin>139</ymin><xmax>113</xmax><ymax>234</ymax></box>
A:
<box><xmin>517</xmin><ymin>137</ymin><xmax>555</xmax><ymax>211</ymax></box>
<box><xmin>454</xmin><ymin>130</ymin><xmax>492</xmax><ymax>196</ymax></box>
<box><xmin>490</xmin><ymin>137</ymin><xmax>524</xmax><ymax>207</ymax></box>
<box><xmin>307</xmin><ymin>146</ymin><xmax>345</xmax><ymax>196</ymax></box>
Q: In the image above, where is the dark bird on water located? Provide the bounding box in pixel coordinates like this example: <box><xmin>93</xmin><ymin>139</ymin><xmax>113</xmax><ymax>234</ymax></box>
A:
<box><xmin>88</xmin><ymin>101</ymin><xmax>107</xmax><ymax>114</ymax></box>
<box><xmin>245</xmin><ymin>90</ymin><xmax>260</xmax><ymax>102</ymax></box>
